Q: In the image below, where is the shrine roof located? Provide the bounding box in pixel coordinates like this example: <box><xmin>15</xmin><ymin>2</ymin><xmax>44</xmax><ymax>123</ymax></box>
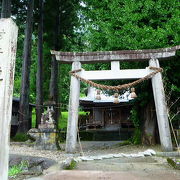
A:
<box><xmin>79</xmin><ymin>87</ymin><xmax>134</xmax><ymax>105</ymax></box>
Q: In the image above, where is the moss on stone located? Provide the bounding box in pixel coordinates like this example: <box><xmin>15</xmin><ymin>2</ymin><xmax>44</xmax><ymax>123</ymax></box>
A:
<box><xmin>62</xmin><ymin>159</ymin><xmax>77</xmax><ymax>170</ymax></box>
<box><xmin>167</xmin><ymin>158</ymin><xmax>180</xmax><ymax>170</ymax></box>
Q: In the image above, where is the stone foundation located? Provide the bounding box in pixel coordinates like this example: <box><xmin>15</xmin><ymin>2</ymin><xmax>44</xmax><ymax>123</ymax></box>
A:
<box><xmin>28</xmin><ymin>128</ymin><xmax>60</xmax><ymax>150</ymax></box>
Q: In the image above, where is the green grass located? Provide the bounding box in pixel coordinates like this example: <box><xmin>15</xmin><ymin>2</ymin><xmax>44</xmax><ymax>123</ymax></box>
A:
<box><xmin>8</xmin><ymin>165</ymin><xmax>22</xmax><ymax>177</ymax></box>
<box><xmin>63</xmin><ymin>159</ymin><xmax>77</xmax><ymax>170</ymax></box>
<box><xmin>114</xmin><ymin>140</ymin><xmax>132</xmax><ymax>147</ymax></box>
<box><xmin>8</xmin><ymin>161</ymin><xmax>28</xmax><ymax>177</ymax></box>
<box><xmin>59</xmin><ymin>111</ymin><xmax>68</xmax><ymax>130</ymax></box>
<box><xmin>58</xmin><ymin>111</ymin><xmax>87</xmax><ymax>130</ymax></box>
<box><xmin>32</xmin><ymin>109</ymin><xmax>36</xmax><ymax>128</ymax></box>
<box><xmin>11</xmin><ymin>133</ymin><xmax>29</xmax><ymax>142</ymax></box>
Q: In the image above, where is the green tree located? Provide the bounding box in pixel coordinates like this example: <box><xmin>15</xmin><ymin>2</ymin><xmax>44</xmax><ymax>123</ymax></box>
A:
<box><xmin>81</xmin><ymin>0</ymin><xmax>179</xmax><ymax>51</ymax></box>
<box><xmin>36</xmin><ymin>0</ymin><xmax>44</xmax><ymax>127</ymax></box>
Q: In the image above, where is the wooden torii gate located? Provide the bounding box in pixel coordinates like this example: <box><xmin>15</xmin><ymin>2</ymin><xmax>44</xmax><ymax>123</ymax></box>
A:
<box><xmin>51</xmin><ymin>45</ymin><xmax>180</xmax><ymax>153</ymax></box>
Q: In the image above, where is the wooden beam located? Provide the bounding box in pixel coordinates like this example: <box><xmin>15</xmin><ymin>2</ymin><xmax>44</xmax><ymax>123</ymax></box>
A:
<box><xmin>149</xmin><ymin>59</ymin><xmax>172</xmax><ymax>152</ymax></box>
<box><xmin>51</xmin><ymin>46</ymin><xmax>180</xmax><ymax>63</ymax></box>
<box><xmin>0</xmin><ymin>19</ymin><xmax>18</xmax><ymax>180</ymax></box>
<box><xmin>80</xmin><ymin>68</ymin><xmax>150</xmax><ymax>80</ymax></box>
<box><xmin>66</xmin><ymin>61</ymin><xmax>81</xmax><ymax>153</ymax></box>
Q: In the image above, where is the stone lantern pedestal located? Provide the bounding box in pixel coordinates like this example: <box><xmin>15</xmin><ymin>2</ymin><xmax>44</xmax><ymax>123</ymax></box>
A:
<box><xmin>35</xmin><ymin>127</ymin><xmax>59</xmax><ymax>150</ymax></box>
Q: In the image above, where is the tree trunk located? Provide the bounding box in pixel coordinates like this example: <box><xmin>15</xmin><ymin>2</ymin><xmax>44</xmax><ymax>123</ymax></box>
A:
<box><xmin>36</xmin><ymin>0</ymin><xmax>44</xmax><ymax>128</ymax></box>
<box><xmin>1</xmin><ymin>0</ymin><xmax>11</xmax><ymax>18</ymax></box>
<box><xmin>19</xmin><ymin>0</ymin><xmax>34</xmax><ymax>133</ymax></box>
<box><xmin>142</xmin><ymin>100</ymin><xmax>158</xmax><ymax>145</ymax></box>
<box><xmin>49</xmin><ymin>0</ymin><xmax>60</xmax><ymax>127</ymax></box>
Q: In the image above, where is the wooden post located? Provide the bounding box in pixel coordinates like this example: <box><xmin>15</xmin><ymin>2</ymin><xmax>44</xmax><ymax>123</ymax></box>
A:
<box><xmin>111</xmin><ymin>61</ymin><xmax>120</xmax><ymax>71</ymax></box>
<box><xmin>66</xmin><ymin>61</ymin><xmax>81</xmax><ymax>153</ymax></box>
<box><xmin>149</xmin><ymin>59</ymin><xmax>173</xmax><ymax>151</ymax></box>
<box><xmin>0</xmin><ymin>19</ymin><xmax>18</xmax><ymax>180</ymax></box>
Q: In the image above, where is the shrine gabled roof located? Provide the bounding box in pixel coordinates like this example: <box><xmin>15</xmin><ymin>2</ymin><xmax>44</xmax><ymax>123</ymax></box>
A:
<box><xmin>80</xmin><ymin>97</ymin><xmax>131</xmax><ymax>103</ymax></box>
<box><xmin>51</xmin><ymin>45</ymin><xmax>180</xmax><ymax>63</ymax></box>
<box><xmin>79</xmin><ymin>87</ymin><xmax>134</xmax><ymax>105</ymax></box>
<box><xmin>79</xmin><ymin>99</ymin><xmax>133</xmax><ymax>109</ymax></box>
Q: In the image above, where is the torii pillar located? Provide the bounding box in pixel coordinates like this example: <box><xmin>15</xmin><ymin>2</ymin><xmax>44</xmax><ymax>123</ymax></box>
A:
<box><xmin>149</xmin><ymin>59</ymin><xmax>172</xmax><ymax>151</ymax></box>
<box><xmin>65</xmin><ymin>61</ymin><xmax>81</xmax><ymax>153</ymax></box>
<box><xmin>0</xmin><ymin>19</ymin><xmax>18</xmax><ymax>180</ymax></box>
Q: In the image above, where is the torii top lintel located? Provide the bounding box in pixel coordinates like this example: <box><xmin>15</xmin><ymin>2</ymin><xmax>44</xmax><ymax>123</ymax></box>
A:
<box><xmin>51</xmin><ymin>45</ymin><xmax>180</xmax><ymax>64</ymax></box>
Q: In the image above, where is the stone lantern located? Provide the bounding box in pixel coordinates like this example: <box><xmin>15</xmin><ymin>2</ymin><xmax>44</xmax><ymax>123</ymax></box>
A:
<box><xmin>28</xmin><ymin>100</ymin><xmax>60</xmax><ymax>150</ymax></box>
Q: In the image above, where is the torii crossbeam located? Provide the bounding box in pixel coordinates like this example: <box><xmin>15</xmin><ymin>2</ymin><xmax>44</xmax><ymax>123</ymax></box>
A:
<box><xmin>52</xmin><ymin>45</ymin><xmax>180</xmax><ymax>153</ymax></box>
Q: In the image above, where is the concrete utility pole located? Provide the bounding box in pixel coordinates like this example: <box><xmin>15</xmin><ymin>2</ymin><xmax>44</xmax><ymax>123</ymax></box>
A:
<box><xmin>66</xmin><ymin>61</ymin><xmax>81</xmax><ymax>153</ymax></box>
<box><xmin>0</xmin><ymin>19</ymin><xmax>18</xmax><ymax>180</ymax></box>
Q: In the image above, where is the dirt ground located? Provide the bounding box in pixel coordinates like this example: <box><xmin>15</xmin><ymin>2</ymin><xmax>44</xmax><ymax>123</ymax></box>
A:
<box><xmin>75</xmin><ymin>156</ymin><xmax>180</xmax><ymax>180</ymax></box>
<box><xmin>10</xmin><ymin>141</ymin><xmax>162</xmax><ymax>159</ymax></box>
<box><xmin>9</xmin><ymin>141</ymin><xmax>180</xmax><ymax>180</ymax></box>
<box><xmin>29</xmin><ymin>170</ymin><xmax>180</xmax><ymax>180</ymax></box>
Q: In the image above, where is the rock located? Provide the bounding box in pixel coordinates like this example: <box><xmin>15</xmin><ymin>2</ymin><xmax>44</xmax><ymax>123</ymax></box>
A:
<box><xmin>73</xmin><ymin>157</ymin><xmax>82</xmax><ymax>162</ymax></box>
<box><xmin>28</xmin><ymin>165</ymin><xmax>43</xmax><ymax>174</ymax></box>
<box><xmin>113</xmin><ymin>154</ymin><xmax>122</xmax><ymax>158</ymax></box>
<box><xmin>123</xmin><ymin>154</ymin><xmax>131</xmax><ymax>158</ymax></box>
<box><xmin>101</xmin><ymin>154</ymin><xmax>114</xmax><ymax>159</ymax></box>
<box><xmin>143</xmin><ymin>150</ymin><xmax>152</xmax><ymax>156</ymax></box>
<box><xmin>146</xmin><ymin>149</ymin><xmax>156</xmax><ymax>155</ymax></box>
<box><xmin>9</xmin><ymin>154</ymin><xmax>57</xmax><ymax>170</ymax></box>
<box><xmin>92</xmin><ymin>156</ymin><xmax>103</xmax><ymax>160</ymax></box>
<box><xmin>80</xmin><ymin>156</ymin><xmax>94</xmax><ymax>161</ymax></box>
<box><xmin>136</xmin><ymin>152</ymin><xmax>145</xmax><ymax>157</ymax></box>
<box><xmin>131</xmin><ymin>154</ymin><xmax>138</xmax><ymax>158</ymax></box>
<box><xmin>9</xmin><ymin>155</ymin><xmax>22</xmax><ymax>167</ymax></box>
<box><xmin>27</xmin><ymin>128</ymin><xmax>40</xmax><ymax>141</ymax></box>
<box><xmin>28</xmin><ymin>158</ymin><xmax>44</xmax><ymax>168</ymax></box>
<box><xmin>61</xmin><ymin>158</ymin><xmax>77</xmax><ymax>169</ymax></box>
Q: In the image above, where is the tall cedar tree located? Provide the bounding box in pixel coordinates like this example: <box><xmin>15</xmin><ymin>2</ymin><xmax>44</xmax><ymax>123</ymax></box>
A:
<box><xmin>19</xmin><ymin>0</ymin><xmax>34</xmax><ymax>132</ymax></box>
<box><xmin>49</xmin><ymin>0</ymin><xmax>60</xmax><ymax>126</ymax></box>
<box><xmin>1</xmin><ymin>0</ymin><xmax>11</xmax><ymax>18</ymax></box>
<box><xmin>36</xmin><ymin>0</ymin><xmax>44</xmax><ymax>127</ymax></box>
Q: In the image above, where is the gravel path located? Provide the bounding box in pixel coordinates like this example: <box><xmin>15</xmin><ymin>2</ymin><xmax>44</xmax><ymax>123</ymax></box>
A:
<box><xmin>10</xmin><ymin>142</ymin><xmax>178</xmax><ymax>180</ymax></box>
<box><xmin>10</xmin><ymin>141</ymin><xmax>162</xmax><ymax>162</ymax></box>
<box><xmin>10</xmin><ymin>143</ymin><xmax>68</xmax><ymax>162</ymax></box>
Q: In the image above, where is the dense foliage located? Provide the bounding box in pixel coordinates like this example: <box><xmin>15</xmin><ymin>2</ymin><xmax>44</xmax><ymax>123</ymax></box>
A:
<box><xmin>81</xmin><ymin>0</ymin><xmax>179</xmax><ymax>50</ymax></box>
